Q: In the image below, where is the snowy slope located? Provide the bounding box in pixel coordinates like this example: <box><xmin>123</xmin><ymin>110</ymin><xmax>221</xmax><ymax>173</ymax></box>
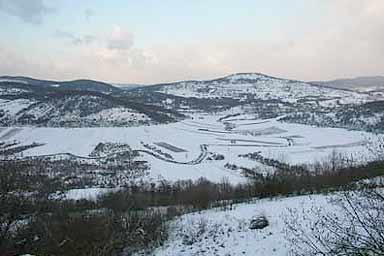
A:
<box><xmin>0</xmin><ymin>83</ymin><xmax>184</xmax><ymax>127</ymax></box>
<box><xmin>0</xmin><ymin>94</ymin><xmax>152</xmax><ymax>127</ymax></box>
<box><xmin>149</xmin><ymin>194</ymin><xmax>338</xmax><ymax>256</ymax></box>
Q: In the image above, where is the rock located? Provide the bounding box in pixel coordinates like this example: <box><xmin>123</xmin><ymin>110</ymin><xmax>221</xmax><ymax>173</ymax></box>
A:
<box><xmin>182</xmin><ymin>235</ymin><xmax>194</xmax><ymax>245</ymax></box>
<box><xmin>213</xmin><ymin>154</ymin><xmax>225</xmax><ymax>160</ymax></box>
<box><xmin>249</xmin><ymin>215</ymin><xmax>269</xmax><ymax>230</ymax></box>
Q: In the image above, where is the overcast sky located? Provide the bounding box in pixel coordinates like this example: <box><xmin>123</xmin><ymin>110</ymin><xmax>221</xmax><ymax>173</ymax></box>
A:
<box><xmin>0</xmin><ymin>0</ymin><xmax>383</xmax><ymax>84</ymax></box>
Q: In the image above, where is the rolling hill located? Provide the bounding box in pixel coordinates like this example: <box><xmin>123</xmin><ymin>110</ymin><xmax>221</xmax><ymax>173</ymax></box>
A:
<box><xmin>0</xmin><ymin>76</ymin><xmax>121</xmax><ymax>94</ymax></box>
<box><xmin>1</xmin><ymin>73</ymin><xmax>384</xmax><ymax>132</ymax></box>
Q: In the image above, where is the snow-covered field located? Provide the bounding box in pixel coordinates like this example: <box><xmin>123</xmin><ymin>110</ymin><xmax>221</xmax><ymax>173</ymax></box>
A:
<box><xmin>63</xmin><ymin>187</ymin><xmax>119</xmax><ymax>201</ymax></box>
<box><xmin>149</xmin><ymin>194</ymin><xmax>337</xmax><ymax>256</ymax></box>
<box><xmin>0</xmin><ymin>114</ymin><xmax>375</xmax><ymax>183</ymax></box>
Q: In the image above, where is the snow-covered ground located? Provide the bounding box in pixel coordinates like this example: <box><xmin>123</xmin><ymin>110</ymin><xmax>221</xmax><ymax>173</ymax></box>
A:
<box><xmin>149</xmin><ymin>194</ymin><xmax>338</xmax><ymax>256</ymax></box>
<box><xmin>63</xmin><ymin>187</ymin><xmax>118</xmax><ymax>201</ymax></box>
<box><xmin>0</xmin><ymin>98</ymin><xmax>35</xmax><ymax>116</ymax></box>
<box><xmin>0</xmin><ymin>114</ymin><xmax>376</xmax><ymax>184</ymax></box>
<box><xmin>0</xmin><ymin>95</ymin><xmax>154</xmax><ymax>127</ymax></box>
<box><xmin>84</xmin><ymin>107</ymin><xmax>150</xmax><ymax>123</ymax></box>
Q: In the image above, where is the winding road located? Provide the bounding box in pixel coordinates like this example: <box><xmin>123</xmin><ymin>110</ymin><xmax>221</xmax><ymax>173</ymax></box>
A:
<box><xmin>137</xmin><ymin>144</ymin><xmax>208</xmax><ymax>165</ymax></box>
<box><xmin>1</xmin><ymin>144</ymin><xmax>210</xmax><ymax>166</ymax></box>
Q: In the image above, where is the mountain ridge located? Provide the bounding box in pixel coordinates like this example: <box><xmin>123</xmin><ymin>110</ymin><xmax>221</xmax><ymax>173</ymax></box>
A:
<box><xmin>311</xmin><ymin>76</ymin><xmax>384</xmax><ymax>92</ymax></box>
<box><xmin>0</xmin><ymin>76</ymin><xmax>120</xmax><ymax>94</ymax></box>
<box><xmin>3</xmin><ymin>73</ymin><xmax>384</xmax><ymax>93</ymax></box>
<box><xmin>1</xmin><ymin>72</ymin><xmax>384</xmax><ymax>132</ymax></box>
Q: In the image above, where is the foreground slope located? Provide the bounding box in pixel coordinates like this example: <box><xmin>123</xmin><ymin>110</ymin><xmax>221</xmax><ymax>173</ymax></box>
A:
<box><xmin>149</xmin><ymin>194</ymin><xmax>335</xmax><ymax>256</ymax></box>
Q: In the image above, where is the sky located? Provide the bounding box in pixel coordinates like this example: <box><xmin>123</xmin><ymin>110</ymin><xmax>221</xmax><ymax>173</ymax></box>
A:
<box><xmin>0</xmin><ymin>0</ymin><xmax>383</xmax><ymax>84</ymax></box>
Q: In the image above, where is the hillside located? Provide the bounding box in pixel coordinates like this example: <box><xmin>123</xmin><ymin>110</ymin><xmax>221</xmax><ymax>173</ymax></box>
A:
<box><xmin>2</xmin><ymin>73</ymin><xmax>384</xmax><ymax>132</ymax></box>
<box><xmin>0</xmin><ymin>76</ymin><xmax>121</xmax><ymax>94</ymax></box>
<box><xmin>127</xmin><ymin>73</ymin><xmax>384</xmax><ymax>132</ymax></box>
<box><xmin>312</xmin><ymin>76</ymin><xmax>384</xmax><ymax>92</ymax></box>
<box><xmin>0</xmin><ymin>81</ymin><xmax>182</xmax><ymax>127</ymax></box>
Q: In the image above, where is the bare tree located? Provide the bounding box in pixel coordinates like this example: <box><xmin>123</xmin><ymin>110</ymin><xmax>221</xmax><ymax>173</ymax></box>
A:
<box><xmin>285</xmin><ymin>189</ymin><xmax>384</xmax><ymax>256</ymax></box>
<box><xmin>366</xmin><ymin>135</ymin><xmax>384</xmax><ymax>161</ymax></box>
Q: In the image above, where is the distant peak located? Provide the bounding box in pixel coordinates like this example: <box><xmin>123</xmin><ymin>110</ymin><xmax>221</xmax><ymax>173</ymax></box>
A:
<box><xmin>225</xmin><ymin>73</ymin><xmax>269</xmax><ymax>79</ymax></box>
<box><xmin>218</xmin><ymin>73</ymin><xmax>287</xmax><ymax>83</ymax></box>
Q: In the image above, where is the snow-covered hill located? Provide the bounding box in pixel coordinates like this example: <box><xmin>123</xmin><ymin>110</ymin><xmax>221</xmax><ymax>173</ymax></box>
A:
<box><xmin>0</xmin><ymin>76</ymin><xmax>121</xmax><ymax>94</ymax></box>
<box><xmin>2</xmin><ymin>73</ymin><xmax>384</xmax><ymax>131</ymax></box>
<box><xmin>312</xmin><ymin>76</ymin><xmax>384</xmax><ymax>92</ymax></box>
<box><xmin>146</xmin><ymin>73</ymin><xmax>373</xmax><ymax>106</ymax></box>
<box><xmin>0</xmin><ymin>83</ymin><xmax>182</xmax><ymax>127</ymax></box>
<box><xmin>0</xmin><ymin>95</ymin><xmax>151</xmax><ymax>127</ymax></box>
<box><xmin>312</xmin><ymin>76</ymin><xmax>384</xmax><ymax>102</ymax></box>
<box><xmin>128</xmin><ymin>73</ymin><xmax>384</xmax><ymax>132</ymax></box>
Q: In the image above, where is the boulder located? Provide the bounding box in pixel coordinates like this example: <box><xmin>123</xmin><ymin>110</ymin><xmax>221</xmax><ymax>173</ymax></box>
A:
<box><xmin>249</xmin><ymin>215</ymin><xmax>269</xmax><ymax>230</ymax></box>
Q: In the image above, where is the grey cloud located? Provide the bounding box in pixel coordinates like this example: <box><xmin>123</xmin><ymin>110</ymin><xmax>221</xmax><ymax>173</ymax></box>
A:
<box><xmin>54</xmin><ymin>30</ymin><xmax>96</xmax><ymax>45</ymax></box>
<box><xmin>108</xmin><ymin>38</ymin><xmax>133</xmax><ymax>50</ymax></box>
<box><xmin>107</xmin><ymin>26</ymin><xmax>134</xmax><ymax>50</ymax></box>
<box><xmin>0</xmin><ymin>0</ymin><xmax>50</xmax><ymax>24</ymax></box>
<box><xmin>54</xmin><ymin>30</ymin><xmax>76</xmax><ymax>40</ymax></box>
<box><xmin>77</xmin><ymin>35</ymin><xmax>96</xmax><ymax>45</ymax></box>
<box><xmin>2</xmin><ymin>1</ymin><xmax>384</xmax><ymax>84</ymax></box>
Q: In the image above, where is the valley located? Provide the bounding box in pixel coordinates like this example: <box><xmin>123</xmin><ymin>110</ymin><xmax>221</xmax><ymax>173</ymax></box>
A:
<box><xmin>2</xmin><ymin>2</ymin><xmax>384</xmax><ymax>254</ymax></box>
<box><xmin>0</xmin><ymin>111</ymin><xmax>377</xmax><ymax>190</ymax></box>
<box><xmin>0</xmin><ymin>73</ymin><xmax>382</xmax><ymax>193</ymax></box>
<box><xmin>1</xmin><ymin>73</ymin><xmax>383</xmax><ymax>256</ymax></box>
